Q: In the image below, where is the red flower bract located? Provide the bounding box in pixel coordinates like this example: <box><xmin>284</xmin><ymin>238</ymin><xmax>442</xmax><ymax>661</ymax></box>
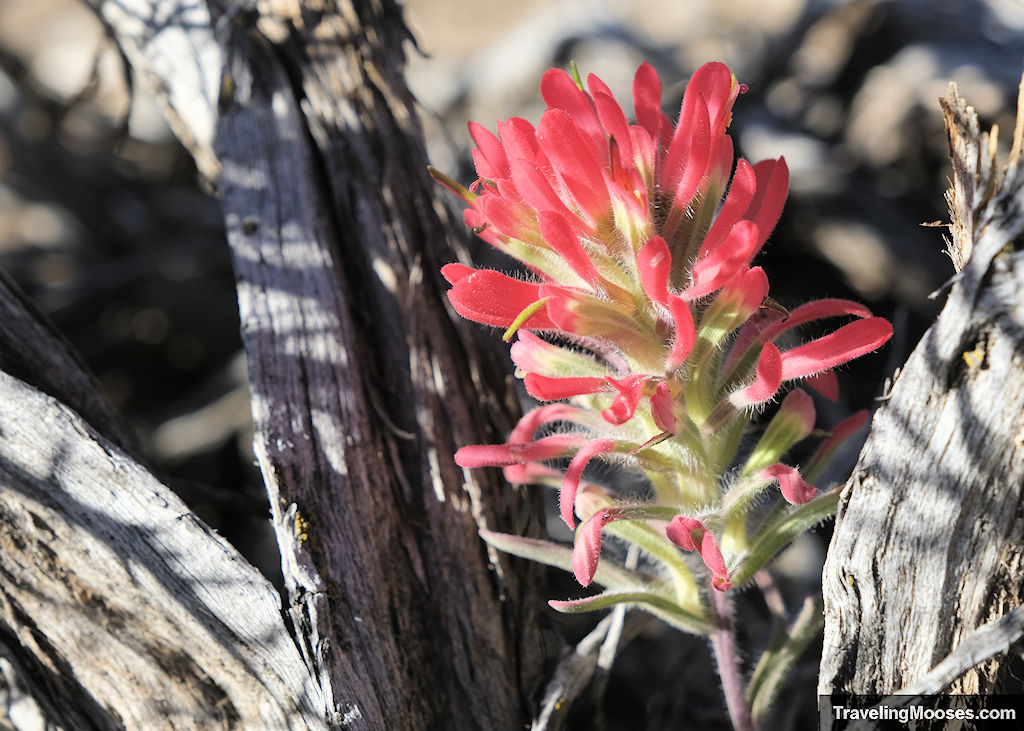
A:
<box><xmin>436</xmin><ymin>60</ymin><xmax>893</xmax><ymax>593</ymax></box>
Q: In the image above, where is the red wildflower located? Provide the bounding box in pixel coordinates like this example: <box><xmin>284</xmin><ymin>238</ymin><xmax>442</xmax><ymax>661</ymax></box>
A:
<box><xmin>436</xmin><ymin>60</ymin><xmax>893</xmax><ymax>596</ymax></box>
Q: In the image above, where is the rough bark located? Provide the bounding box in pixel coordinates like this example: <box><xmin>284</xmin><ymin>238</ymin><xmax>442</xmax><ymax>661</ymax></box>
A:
<box><xmin>819</xmin><ymin>79</ymin><xmax>1024</xmax><ymax>697</ymax></box>
<box><xmin>0</xmin><ymin>366</ymin><xmax>326</xmax><ymax>729</ymax></box>
<box><xmin>0</xmin><ymin>0</ymin><xmax>548</xmax><ymax>728</ymax></box>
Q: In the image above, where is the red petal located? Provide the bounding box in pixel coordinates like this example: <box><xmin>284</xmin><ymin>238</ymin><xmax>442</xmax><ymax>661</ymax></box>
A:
<box><xmin>762</xmin><ymin>463</ymin><xmax>818</xmax><ymax>504</ymax></box>
<box><xmin>541</xmin><ymin>68</ymin><xmax>604</xmax><ymax>151</ymax></box>
<box><xmin>667</xmin><ymin>295</ymin><xmax>695</xmax><ymax>369</ymax></box>
<box><xmin>685</xmin><ymin>221</ymin><xmax>760</xmax><ymax>299</ymax></box>
<box><xmin>572</xmin><ymin>507</ymin><xmax>614</xmax><ymax>586</ymax></box>
<box><xmin>524</xmin><ymin>373</ymin><xmax>607</xmax><ymax>401</ymax></box>
<box><xmin>537</xmin><ymin>210</ymin><xmax>601</xmax><ymax>285</ymax></box>
<box><xmin>650</xmin><ymin>381</ymin><xmax>678</xmax><ymax>433</ymax></box>
<box><xmin>666</xmin><ymin>515</ymin><xmax>730</xmax><ymax>587</ymax></box>
<box><xmin>502</xmin><ymin>462</ymin><xmax>560</xmax><ymax>484</ymax></box>
<box><xmin>561</xmin><ymin>439</ymin><xmax>617</xmax><ymax>528</ymax></box>
<box><xmin>699</xmin><ymin>158</ymin><xmax>757</xmax><ymax>259</ymax></box>
<box><xmin>807</xmin><ymin>409</ymin><xmax>869</xmax><ymax>472</ymax></box>
<box><xmin>730</xmin><ymin>343</ymin><xmax>782</xmax><ymax>407</ymax></box>
<box><xmin>469</xmin><ymin>121</ymin><xmax>510</xmax><ymax>179</ymax></box>
<box><xmin>536</xmin><ymin>109</ymin><xmax>610</xmax><ymax>223</ymax></box>
<box><xmin>780</xmin><ymin>317</ymin><xmax>893</xmax><ymax>380</ymax></box>
<box><xmin>446</xmin><ymin>269</ymin><xmax>556</xmax><ymax>330</ymax></box>
<box><xmin>441</xmin><ymin>262</ymin><xmax>474</xmax><ymax>284</ymax></box>
<box><xmin>686</xmin><ymin>62</ymin><xmax>736</xmax><ymax>133</ymax></box>
<box><xmin>746</xmin><ymin>158</ymin><xmax>789</xmax><ymax>247</ymax></box>
<box><xmin>633</xmin><ymin>62</ymin><xmax>669</xmax><ymax>147</ymax></box>
<box><xmin>638</xmin><ymin>236</ymin><xmax>671</xmax><ymax>305</ymax></box>
<box><xmin>662</xmin><ymin>93</ymin><xmax>711</xmax><ymax>206</ymax></box>
<box><xmin>592</xmin><ymin>88</ymin><xmax>633</xmax><ymax>164</ymax></box>
<box><xmin>601</xmin><ymin>375</ymin><xmax>647</xmax><ymax>425</ymax></box>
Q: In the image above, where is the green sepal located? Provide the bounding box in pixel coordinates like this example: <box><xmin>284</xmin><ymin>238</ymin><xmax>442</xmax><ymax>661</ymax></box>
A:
<box><xmin>549</xmin><ymin>590</ymin><xmax>713</xmax><ymax>635</ymax></box>
<box><xmin>729</xmin><ymin>489</ymin><xmax>840</xmax><ymax>587</ymax></box>
<box><xmin>747</xmin><ymin>597</ymin><xmax>824</xmax><ymax>725</ymax></box>
<box><xmin>427</xmin><ymin>165</ymin><xmax>477</xmax><ymax>204</ymax></box>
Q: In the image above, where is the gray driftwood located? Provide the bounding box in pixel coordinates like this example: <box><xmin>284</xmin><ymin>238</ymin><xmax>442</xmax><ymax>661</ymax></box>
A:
<box><xmin>0</xmin><ymin>0</ymin><xmax>548</xmax><ymax>728</ymax></box>
<box><xmin>819</xmin><ymin>80</ymin><xmax>1024</xmax><ymax>699</ymax></box>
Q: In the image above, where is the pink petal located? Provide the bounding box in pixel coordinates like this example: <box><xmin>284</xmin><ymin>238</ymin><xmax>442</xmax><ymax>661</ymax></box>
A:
<box><xmin>667</xmin><ymin>295</ymin><xmax>695</xmax><ymax>370</ymax></box>
<box><xmin>524</xmin><ymin>373</ymin><xmax>607</xmax><ymax>401</ymax></box>
<box><xmin>446</xmin><ymin>269</ymin><xmax>556</xmax><ymax>330</ymax></box>
<box><xmin>455</xmin><ymin>434</ymin><xmax>582</xmax><ymax>468</ymax></box>
<box><xmin>637</xmin><ymin>236</ymin><xmax>671</xmax><ymax>305</ymax></box>
<box><xmin>730</xmin><ymin>343</ymin><xmax>782</xmax><ymax>407</ymax></box>
<box><xmin>601</xmin><ymin>375</ymin><xmax>647</xmax><ymax>425</ymax></box>
<box><xmin>807</xmin><ymin>410</ymin><xmax>869</xmax><ymax>472</ymax></box>
<box><xmin>650</xmin><ymin>381</ymin><xmax>678</xmax><ymax>434</ymax></box>
<box><xmin>780</xmin><ymin>317</ymin><xmax>893</xmax><ymax>380</ymax></box>
<box><xmin>561</xmin><ymin>439</ymin><xmax>618</xmax><ymax>528</ymax></box>
<box><xmin>502</xmin><ymin>462</ymin><xmax>561</xmax><ymax>484</ymax></box>
<box><xmin>759</xmin><ymin>298</ymin><xmax>873</xmax><ymax>344</ymax></box>
<box><xmin>537</xmin><ymin>210</ymin><xmax>602</xmax><ymax>286</ymax></box>
<box><xmin>762</xmin><ymin>463</ymin><xmax>818</xmax><ymax>504</ymax></box>
<box><xmin>508</xmin><ymin>401</ymin><xmax>585</xmax><ymax>442</ymax></box>
<box><xmin>572</xmin><ymin>507</ymin><xmax>616</xmax><ymax>586</ymax></box>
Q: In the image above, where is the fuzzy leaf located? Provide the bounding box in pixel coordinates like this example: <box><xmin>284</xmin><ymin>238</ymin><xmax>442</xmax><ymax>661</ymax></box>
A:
<box><xmin>549</xmin><ymin>590</ymin><xmax>712</xmax><ymax>635</ymax></box>
<box><xmin>478</xmin><ymin>529</ymin><xmax>635</xmax><ymax>589</ymax></box>
<box><xmin>729</xmin><ymin>490</ymin><xmax>841</xmax><ymax>586</ymax></box>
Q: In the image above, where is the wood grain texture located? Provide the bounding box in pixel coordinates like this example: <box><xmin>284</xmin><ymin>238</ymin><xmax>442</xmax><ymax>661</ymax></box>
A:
<box><xmin>819</xmin><ymin>82</ymin><xmax>1024</xmax><ymax>697</ymax></box>
<box><xmin>0</xmin><ymin>369</ymin><xmax>325</xmax><ymax>729</ymax></box>
<box><xmin>76</xmin><ymin>0</ymin><xmax>549</xmax><ymax>727</ymax></box>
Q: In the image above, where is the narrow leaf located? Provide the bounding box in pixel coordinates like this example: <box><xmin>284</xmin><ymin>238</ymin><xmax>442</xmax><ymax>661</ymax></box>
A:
<box><xmin>549</xmin><ymin>590</ymin><xmax>712</xmax><ymax>635</ymax></box>
<box><xmin>478</xmin><ymin>529</ymin><xmax>635</xmax><ymax>589</ymax></box>
<box><xmin>747</xmin><ymin>597</ymin><xmax>824</xmax><ymax>725</ymax></box>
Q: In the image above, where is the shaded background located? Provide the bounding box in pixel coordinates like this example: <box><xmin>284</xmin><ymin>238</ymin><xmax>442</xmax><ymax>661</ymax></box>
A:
<box><xmin>0</xmin><ymin>0</ymin><xmax>1021</xmax><ymax>727</ymax></box>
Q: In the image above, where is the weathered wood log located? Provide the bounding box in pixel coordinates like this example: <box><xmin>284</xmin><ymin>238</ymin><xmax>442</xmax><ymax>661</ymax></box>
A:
<box><xmin>0</xmin><ymin>367</ymin><xmax>326</xmax><ymax>729</ymax></box>
<box><xmin>819</xmin><ymin>79</ymin><xmax>1024</xmax><ymax>699</ymax></box>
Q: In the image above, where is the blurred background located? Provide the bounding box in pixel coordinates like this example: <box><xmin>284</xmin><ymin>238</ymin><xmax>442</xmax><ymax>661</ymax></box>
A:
<box><xmin>0</xmin><ymin>0</ymin><xmax>1021</xmax><ymax>727</ymax></box>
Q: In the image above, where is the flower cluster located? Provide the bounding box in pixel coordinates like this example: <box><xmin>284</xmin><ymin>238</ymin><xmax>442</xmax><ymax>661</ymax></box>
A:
<box><xmin>434</xmin><ymin>62</ymin><xmax>891</xmax><ymax>628</ymax></box>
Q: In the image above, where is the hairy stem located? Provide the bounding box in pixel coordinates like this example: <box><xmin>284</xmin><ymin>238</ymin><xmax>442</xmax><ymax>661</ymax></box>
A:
<box><xmin>709</xmin><ymin>585</ymin><xmax>754</xmax><ymax>731</ymax></box>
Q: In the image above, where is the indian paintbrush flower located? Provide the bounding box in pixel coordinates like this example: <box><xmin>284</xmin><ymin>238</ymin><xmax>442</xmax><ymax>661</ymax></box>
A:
<box><xmin>434</xmin><ymin>61</ymin><xmax>891</xmax><ymax>639</ymax></box>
